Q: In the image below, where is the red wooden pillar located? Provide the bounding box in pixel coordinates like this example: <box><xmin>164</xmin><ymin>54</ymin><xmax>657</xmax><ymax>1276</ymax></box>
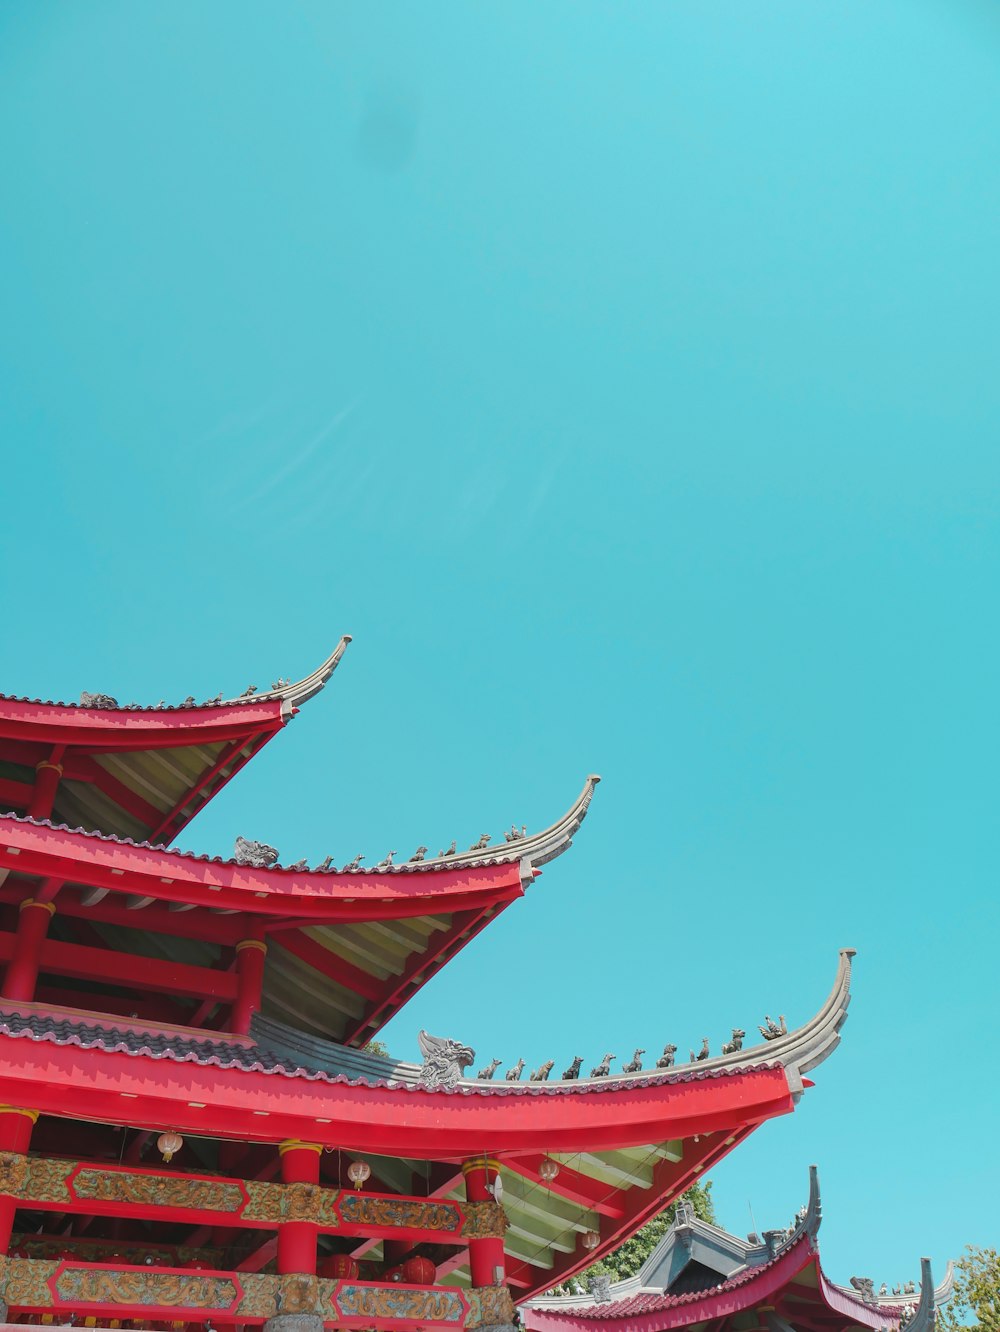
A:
<box><xmin>5</xmin><ymin>758</ymin><xmax>66</xmax><ymax>1006</ymax></box>
<box><xmin>277</xmin><ymin>1139</ymin><xmax>321</xmax><ymax>1275</ymax></box>
<box><xmin>2</xmin><ymin>899</ymin><xmax>56</xmax><ymax>1002</ymax></box>
<box><xmin>28</xmin><ymin>757</ymin><xmax>63</xmax><ymax>820</ymax></box>
<box><xmin>231</xmin><ymin>940</ymin><xmax>267</xmax><ymax>1035</ymax></box>
<box><xmin>462</xmin><ymin>1157</ymin><xmax>506</xmax><ymax>1289</ymax></box>
<box><xmin>0</xmin><ymin>1107</ymin><xmax>37</xmax><ymax>1257</ymax></box>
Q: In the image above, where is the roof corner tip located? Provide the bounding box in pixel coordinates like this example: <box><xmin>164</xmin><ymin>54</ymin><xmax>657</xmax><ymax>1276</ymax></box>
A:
<box><xmin>805</xmin><ymin>1164</ymin><xmax>822</xmax><ymax>1235</ymax></box>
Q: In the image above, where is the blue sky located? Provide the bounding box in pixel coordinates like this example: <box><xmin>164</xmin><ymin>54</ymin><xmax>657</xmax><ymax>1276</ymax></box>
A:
<box><xmin>1</xmin><ymin>0</ymin><xmax>998</xmax><ymax>1289</ymax></box>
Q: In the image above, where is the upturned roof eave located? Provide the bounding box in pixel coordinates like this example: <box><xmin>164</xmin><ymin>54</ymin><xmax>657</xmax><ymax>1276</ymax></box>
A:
<box><xmin>0</xmin><ymin>1016</ymin><xmax>797</xmax><ymax>1157</ymax></box>
<box><xmin>0</xmin><ymin>636</ymin><xmax>352</xmax><ymax>735</ymax></box>
<box><xmin>0</xmin><ymin>775</ymin><xmax>600</xmax><ymax>916</ymax></box>
<box><xmin>522</xmin><ymin>1239</ymin><xmax>816</xmax><ymax>1331</ymax></box>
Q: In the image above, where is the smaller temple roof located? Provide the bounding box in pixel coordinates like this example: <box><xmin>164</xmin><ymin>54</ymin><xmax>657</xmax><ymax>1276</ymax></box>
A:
<box><xmin>0</xmin><ymin>637</ymin><xmax>352</xmax><ymax>843</ymax></box>
<box><xmin>523</xmin><ymin>1168</ymin><xmax>953</xmax><ymax>1332</ymax></box>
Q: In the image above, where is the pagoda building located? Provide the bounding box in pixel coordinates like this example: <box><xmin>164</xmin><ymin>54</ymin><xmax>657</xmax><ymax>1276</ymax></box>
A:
<box><xmin>0</xmin><ymin>640</ymin><xmax>854</xmax><ymax>1332</ymax></box>
<box><xmin>522</xmin><ymin>1168</ymin><xmax>953</xmax><ymax>1332</ymax></box>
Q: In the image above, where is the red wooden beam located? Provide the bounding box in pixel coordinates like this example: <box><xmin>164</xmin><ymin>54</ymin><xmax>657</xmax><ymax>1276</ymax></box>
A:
<box><xmin>0</xmin><ymin>778</ymin><xmax>32</xmax><ymax>811</ymax></box>
<box><xmin>269</xmin><ymin>929</ymin><xmax>384</xmax><ymax>1003</ymax></box>
<box><xmin>507</xmin><ymin>1129</ymin><xmax>760</xmax><ymax>1297</ymax></box>
<box><xmin>0</xmin><ymin>930</ymin><xmax>237</xmax><ymax>1002</ymax></box>
<box><xmin>505</xmin><ymin>1155</ymin><xmax>626</xmax><ymax>1219</ymax></box>
<box><xmin>61</xmin><ymin>757</ymin><xmax>165</xmax><ymax>834</ymax></box>
<box><xmin>342</xmin><ymin>904</ymin><xmax>503</xmax><ymax>1045</ymax></box>
<box><xmin>147</xmin><ymin>733</ymin><xmax>271</xmax><ymax>844</ymax></box>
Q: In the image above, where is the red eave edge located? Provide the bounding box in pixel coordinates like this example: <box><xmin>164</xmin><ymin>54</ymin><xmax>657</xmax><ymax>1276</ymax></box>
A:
<box><xmin>0</xmin><ymin>816</ymin><xmax>526</xmax><ymax>918</ymax></box>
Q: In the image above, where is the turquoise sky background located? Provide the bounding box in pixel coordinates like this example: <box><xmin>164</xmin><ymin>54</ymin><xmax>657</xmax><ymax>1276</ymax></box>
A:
<box><xmin>2</xmin><ymin>0</ymin><xmax>998</xmax><ymax>1288</ymax></box>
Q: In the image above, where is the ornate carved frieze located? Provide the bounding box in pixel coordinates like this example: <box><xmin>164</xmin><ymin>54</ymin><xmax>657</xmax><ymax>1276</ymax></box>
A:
<box><xmin>339</xmin><ymin>1193</ymin><xmax>462</xmax><ymax>1235</ymax></box>
<box><xmin>53</xmin><ymin>1267</ymin><xmax>241</xmax><ymax>1313</ymax></box>
<box><xmin>336</xmin><ymin>1283</ymin><xmax>466</xmax><ymax>1325</ymax></box>
<box><xmin>467</xmin><ymin>1286</ymin><xmax>517</xmax><ymax>1329</ymax></box>
<box><xmin>0</xmin><ymin>1259</ymin><xmax>510</xmax><ymax>1331</ymax></box>
<box><xmin>71</xmin><ymin>1167</ymin><xmax>245</xmax><ymax>1213</ymax></box>
<box><xmin>0</xmin><ymin>1152</ymin><xmax>498</xmax><ymax>1242</ymax></box>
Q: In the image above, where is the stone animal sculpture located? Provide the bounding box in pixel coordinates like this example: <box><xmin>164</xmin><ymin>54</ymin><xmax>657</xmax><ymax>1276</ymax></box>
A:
<box><xmin>417</xmin><ymin>1030</ymin><xmax>475</xmax><ymax>1091</ymax></box>
<box><xmin>656</xmin><ymin>1044</ymin><xmax>677</xmax><ymax>1069</ymax></box>
<box><xmin>233</xmin><ymin>837</ymin><xmax>280</xmax><ymax>869</ymax></box>
<box><xmin>469</xmin><ymin>833</ymin><xmax>492</xmax><ymax>851</ymax></box>
<box><xmin>80</xmin><ymin>691</ymin><xmax>119</xmax><ymax>709</ymax></box>
<box><xmin>691</xmin><ymin>1038</ymin><xmax>710</xmax><ymax>1062</ymax></box>
<box><xmin>721</xmin><ymin>1028</ymin><xmax>745</xmax><ymax>1054</ymax></box>
<box><xmin>530</xmin><ymin>1060</ymin><xmax>554</xmax><ymax>1082</ymax></box>
<box><xmin>505</xmin><ymin>1058</ymin><xmax>525</xmax><ymax>1081</ymax></box>
<box><xmin>589</xmin><ymin>1276</ymin><xmax>613</xmax><ymax>1304</ymax></box>
<box><xmin>318</xmin><ymin>856</ymin><xmax>336</xmax><ymax>871</ymax></box>
<box><xmin>504</xmin><ymin>825</ymin><xmax>527</xmax><ymax>842</ymax></box>
<box><xmin>409</xmin><ymin>846</ymin><xmax>428</xmax><ymax>862</ymax></box>
<box><xmin>477</xmin><ymin>1058</ymin><xmax>502</xmax><ymax>1080</ymax></box>
<box><xmin>850</xmin><ymin>1278</ymin><xmax>877</xmax><ymax>1305</ymax></box>
<box><xmin>759</xmin><ymin>1015</ymin><xmax>788</xmax><ymax>1041</ymax></box>
<box><xmin>623</xmin><ymin>1049</ymin><xmax>645</xmax><ymax>1073</ymax></box>
<box><xmin>590</xmin><ymin>1053</ymin><xmax>616</xmax><ymax>1078</ymax></box>
<box><xmin>438</xmin><ymin>841</ymin><xmax>456</xmax><ymax>857</ymax></box>
<box><xmin>375</xmin><ymin>850</ymin><xmax>397</xmax><ymax>869</ymax></box>
<box><xmin>562</xmin><ymin>1056</ymin><xmax>583</xmax><ymax>1080</ymax></box>
<box><xmin>288</xmin><ymin>859</ymin><xmax>308</xmax><ymax>872</ymax></box>
<box><xmin>344</xmin><ymin>853</ymin><xmax>365</xmax><ymax>870</ymax></box>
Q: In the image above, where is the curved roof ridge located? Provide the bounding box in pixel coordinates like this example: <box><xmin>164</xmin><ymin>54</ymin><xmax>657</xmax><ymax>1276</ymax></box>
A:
<box><xmin>415</xmin><ymin>775</ymin><xmax>602</xmax><ymax>873</ymax></box>
<box><xmin>0</xmin><ymin>636</ymin><xmax>352</xmax><ymax>715</ymax></box>
<box><xmin>528</xmin><ymin>1165</ymin><xmax>822</xmax><ymax>1313</ymax></box>
<box><xmin>0</xmin><ymin>774</ymin><xmax>599</xmax><ymax>877</ymax></box>
<box><xmin>483</xmin><ymin>952</ymin><xmax>853</xmax><ymax>1090</ymax></box>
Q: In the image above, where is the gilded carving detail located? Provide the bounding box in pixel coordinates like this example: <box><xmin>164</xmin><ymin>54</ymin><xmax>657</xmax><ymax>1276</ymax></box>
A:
<box><xmin>3</xmin><ymin>1258</ymin><xmax>60</xmax><ymax>1308</ymax></box>
<box><xmin>467</xmin><ymin>1286</ymin><xmax>516</xmax><ymax>1329</ymax></box>
<box><xmin>462</xmin><ymin>1202</ymin><xmax>508</xmax><ymax>1240</ymax></box>
<box><xmin>53</xmin><ymin>1266</ymin><xmax>240</xmax><ymax>1312</ymax></box>
<box><xmin>237</xmin><ymin>1274</ymin><xmax>281</xmax><ymax>1320</ymax></box>
<box><xmin>277</xmin><ymin>1273</ymin><xmax>320</xmax><ymax>1314</ymax></box>
<box><xmin>0</xmin><ymin>1152</ymin><xmax>28</xmax><ymax>1197</ymax></box>
<box><xmin>71</xmin><ymin>1168</ymin><xmax>244</xmax><ymax>1214</ymax></box>
<box><xmin>242</xmin><ymin>1179</ymin><xmax>339</xmax><ymax>1226</ymax></box>
<box><xmin>243</xmin><ymin>1179</ymin><xmax>284</xmax><ymax>1223</ymax></box>
<box><xmin>336</xmin><ymin>1283</ymin><xmax>466</xmax><ymax>1324</ymax></box>
<box><xmin>338</xmin><ymin>1193</ymin><xmax>463</xmax><ymax>1234</ymax></box>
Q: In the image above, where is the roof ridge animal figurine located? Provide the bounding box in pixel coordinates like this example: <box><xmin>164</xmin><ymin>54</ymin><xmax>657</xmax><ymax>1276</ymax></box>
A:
<box><xmin>691</xmin><ymin>1038</ymin><xmax>710</xmax><ymax>1062</ymax></box>
<box><xmin>656</xmin><ymin>1043</ymin><xmax>677</xmax><ymax>1069</ymax></box>
<box><xmin>505</xmin><ymin>1058</ymin><xmax>525</xmax><ymax>1081</ymax></box>
<box><xmin>562</xmin><ymin>1056</ymin><xmax>583</xmax><ymax>1080</ymax></box>
<box><xmin>590</xmin><ymin>1053</ymin><xmax>615</xmax><ymax>1078</ymax></box>
<box><xmin>476</xmin><ymin>1058</ymin><xmax>502</xmax><ymax>1080</ymax></box>
<box><xmin>623</xmin><ymin>1049</ymin><xmax>645</xmax><ymax>1073</ymax></box>
<box><xmin>759</xmin><ymin>1014</ymin><xmax>787</xmax><ymax>1041</ymax></box>
<box><xmin>344</xmin><ymin>853</ymin><xmax>364</xmax><ymax>870</ymax></box>
<box><xmin>530</xmin><ymin>1060</ymin><xmax>554</xmax><ymax>1081</ymax></box>
<box><xmin>409</xmin><ymin>846</ymin><xmax>428</xmax><ymax>862</ymax></box>
<box><xmin>721</xmin><ymin>1028</ymin><xmax>745</xmax><ymax>1055</ymax></box>
<box><xmin>469</xmin><ymin>833</ymin><xmax>492</xmax><ymax>851</ymax></box>
<box><xmin>438</xmin><ymin>841</ymin><xmax>456</xmax><ymax>857</ymax></box>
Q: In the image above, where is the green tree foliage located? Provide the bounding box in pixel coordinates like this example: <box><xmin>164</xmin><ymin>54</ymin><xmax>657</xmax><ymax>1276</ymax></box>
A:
<box><xmin>938</xmin><ymin>1247</ymin><xmax>999</xmax><ymax>1332</ymax></box>
<box><xmin>554</xmin><ymin>1182</ymin><xmax>716</xmax><ymax>1294</ymax></box>
<box><xmin>363</xmin><ymin>1039</ymin><xmax>390</xmax><ymax>1057</ymax></box>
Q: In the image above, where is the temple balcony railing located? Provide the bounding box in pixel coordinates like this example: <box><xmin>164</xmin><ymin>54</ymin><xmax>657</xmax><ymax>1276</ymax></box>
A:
<box><xmin>0</xmin><ymin>1151</ymin><xmax>507</xmax><ymax>1245</ymax></box>
<box><xmin>0</xmin><ymin>1257</ymin><xmax>514</xmax><ymax>1329</ymax></box>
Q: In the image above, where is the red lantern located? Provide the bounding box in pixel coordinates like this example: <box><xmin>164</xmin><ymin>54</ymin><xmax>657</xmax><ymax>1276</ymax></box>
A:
<box><xmin>385</xmin><ymin>1265</ymin><xmax>404</xmax><ymax>1282</ymax></box>
<box><xmin>319</xmin><ymin>1254</ymin><xmax>359</xmax><ymax>1280</ymax></box>
<box><xmin>402</xmin><ymin>1256</ymin><xmax>436</xmax><ymax>1285</ymax></box>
